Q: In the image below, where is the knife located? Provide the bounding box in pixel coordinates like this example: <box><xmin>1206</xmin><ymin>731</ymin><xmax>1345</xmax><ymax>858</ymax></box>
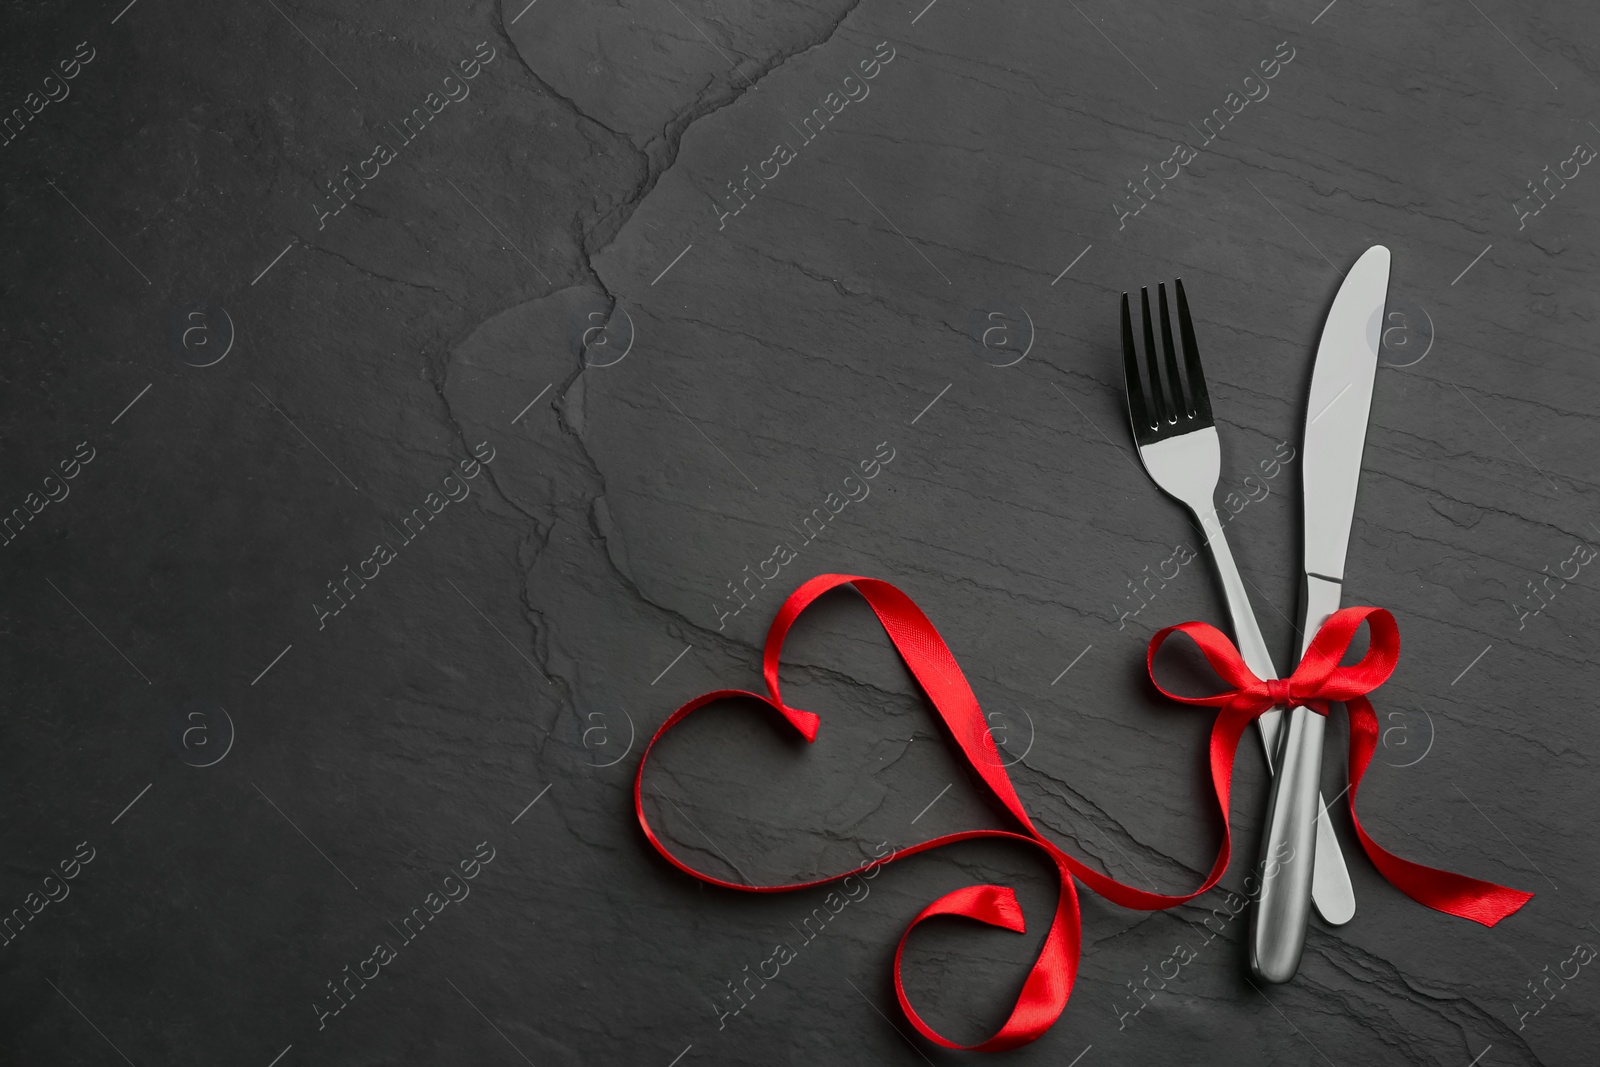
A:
<box><xmin>1250</xmin><ymin>244</ymin><xmax>1390</xmax><ymax>983</ymax></box>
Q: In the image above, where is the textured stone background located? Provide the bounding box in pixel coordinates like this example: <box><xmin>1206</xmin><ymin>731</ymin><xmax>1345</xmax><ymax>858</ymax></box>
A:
<box><xmin>1</xmin><ymin>0</ymin><xmax>1596</xmax><ymax>1063</ymax></box>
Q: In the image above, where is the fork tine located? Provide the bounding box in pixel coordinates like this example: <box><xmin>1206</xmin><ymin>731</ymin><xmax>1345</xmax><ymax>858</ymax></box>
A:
<box><xmin>1157</xmin><ymin>282</ymin><xmax>1187</xmax><ymax>417</ymax></box>
<box><xmin>1175</xmin><ymin>279</ymin><xmax>1212</xmax><ymax>423</ymax></box>
<box><xmin>1139</xmin><ymin>287</ymin><xmax>1169</xmax><ymax>424</ymax></box>
<box><xmin>1121</xmin><ymin>293</ymin><xmax>1151</xmax><ymax>431</ymax></box>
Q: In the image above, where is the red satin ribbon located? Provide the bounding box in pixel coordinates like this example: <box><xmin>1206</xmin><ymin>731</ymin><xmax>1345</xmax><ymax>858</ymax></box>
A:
<box><xmin>1146</xmin><ymin>608</ymin><xmax>1534</xmax><ymax>928</ymax></box>
<box><xmin>634</xmin><ymin>574</ymin><xmax>1532</xmax><ymax>1050</ymax></box>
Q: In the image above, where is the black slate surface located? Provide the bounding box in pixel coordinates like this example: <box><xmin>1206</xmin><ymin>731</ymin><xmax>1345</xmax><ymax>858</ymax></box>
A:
<box><xmin>2</xmin><ymin>0</ymin><xmax>1597</xmax><ymax>1063</ymax></box>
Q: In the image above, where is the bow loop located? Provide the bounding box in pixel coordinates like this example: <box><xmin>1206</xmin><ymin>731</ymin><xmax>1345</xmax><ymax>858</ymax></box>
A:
<box><xmin>1292</xmin><ymin>605</ymin><xmax>1401</xmax><ymax>701</ymax></box>
<box><xmin>1145</xmin><ymin>620</ymin><xmax>1271</xmax><ymax>709</ymax></box>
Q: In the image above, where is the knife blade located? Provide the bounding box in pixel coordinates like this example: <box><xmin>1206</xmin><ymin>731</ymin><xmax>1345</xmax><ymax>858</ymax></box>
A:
<box><xmin>1250</xmin><ymin>244</ymin><xmax>1390</xmax><ymax>983</ymax></box>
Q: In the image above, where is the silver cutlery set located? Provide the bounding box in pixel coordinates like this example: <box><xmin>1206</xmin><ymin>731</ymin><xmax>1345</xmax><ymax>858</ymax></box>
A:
<box><xmin>1120</xmin><ymin>246</ymin><xmax>1392</xmax><ymax>981</ymax></box>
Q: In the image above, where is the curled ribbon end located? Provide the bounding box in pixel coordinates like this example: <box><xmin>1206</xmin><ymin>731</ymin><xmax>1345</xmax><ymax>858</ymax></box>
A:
<box><xmin>785</xmin><ymin>707</ymin><xmax>821</xmax><ymax>742</ymax></box>
<box><xmin>1472</xmin><ymin>889</ymin><xmax>1536</xmax><ymax>928</ymax></box>
<box><xmin>913</xmin><ymin>883</ymin><xmax>1027</xmax><ymax>935</ymax></box>
<box><xmin>986</xmin><ymin>886</ymin><xmax>1027</xmax><ymax>934</ymax></box>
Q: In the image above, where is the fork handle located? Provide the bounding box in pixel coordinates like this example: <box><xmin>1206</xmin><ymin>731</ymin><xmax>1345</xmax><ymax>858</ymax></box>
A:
<box><xmin>1192</xmin><ymin>509</ymin><xmax>1278</xmax><ymax>687</ymax></box>
<box><xmin>1191</xmin><ymin>508</ymin><xmax>1354</xmax><ymax>926</ymax></box>
<box><xmin>1194</xmin><ymin>509</ymin><xmax>1316</xmax><ymax>981</ymax></box>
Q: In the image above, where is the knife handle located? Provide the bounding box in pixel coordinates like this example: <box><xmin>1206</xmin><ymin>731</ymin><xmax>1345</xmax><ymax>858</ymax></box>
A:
<box><xmin>1249</xmin><ymin>703</ymin><xmax>1326</xmax><ymax>983</ymax></box>
<box><xmin>1256</xmin><ymin>709</ymin><xmax>1356</xmax><ymax>925</ymax></box>
<box><xmin>1193</xmin><ymin>507</ymin><xmax>1352</xmax><ymax>959</ymax></box>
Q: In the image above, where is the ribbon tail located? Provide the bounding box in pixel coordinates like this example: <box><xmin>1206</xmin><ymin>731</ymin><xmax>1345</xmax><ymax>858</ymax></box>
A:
<box><xmin>1346</xmin><ymin>698</ymin><xmax>1534</xmax><ymax>926</ymax></box>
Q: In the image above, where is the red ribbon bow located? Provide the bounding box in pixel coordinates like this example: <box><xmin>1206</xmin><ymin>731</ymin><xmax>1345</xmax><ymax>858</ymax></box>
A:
<box><xmin>635</xmin><ymin>575</ymin><xmax>1531</xmax><ymax>1051</ymax></box>
<box><xmin>1147</xmin><ymin>607</ymin><xmax>1534</xmax><ymax>929</ymax></box>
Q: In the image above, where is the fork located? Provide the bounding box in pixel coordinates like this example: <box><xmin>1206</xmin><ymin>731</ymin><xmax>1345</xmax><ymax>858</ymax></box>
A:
<box><xmin>1119</xmin><ymin>280</ymin><xmax>1355</xmax><ymax>924</ymax></box>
